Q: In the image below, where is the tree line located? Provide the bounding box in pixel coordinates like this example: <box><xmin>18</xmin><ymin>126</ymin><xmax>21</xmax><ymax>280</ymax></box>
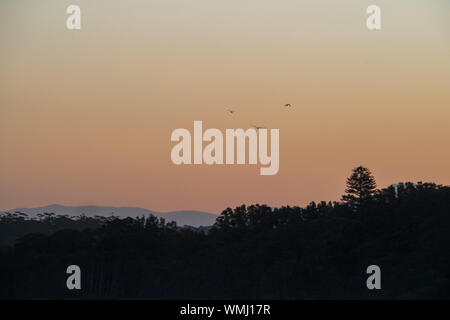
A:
<box><xmin>0</xmin><ymin>167</ymin><xmax>449</xmax><ymax>299</ymax></box>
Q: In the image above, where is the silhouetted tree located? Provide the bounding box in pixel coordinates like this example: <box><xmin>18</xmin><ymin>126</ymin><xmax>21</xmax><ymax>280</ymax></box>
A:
<box><xmin>341</xmin><ymin>166</ymin><xmax>377</xmax><ymax>209</ymax></box>
<box><xmin>1</xmin><ymin>177</ymin><xmax>450</xmax><ymax>299</ymax></box>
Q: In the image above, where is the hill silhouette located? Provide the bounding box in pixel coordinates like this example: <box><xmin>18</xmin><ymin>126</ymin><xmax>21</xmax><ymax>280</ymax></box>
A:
<box><xmin>2</xmin><ymin>204</ymin><xmax>217</xmax><ymax>228</ymax></box>
<box><xmin>1</xmin><ymin>174</ymin><xmax>449</xmax><ymax>299</ymax></box>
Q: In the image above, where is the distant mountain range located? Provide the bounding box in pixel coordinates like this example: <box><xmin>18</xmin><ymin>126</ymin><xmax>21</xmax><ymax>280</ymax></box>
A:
<box><xmin>3</xmin><ymin>204</ymin><xmax>218</xmax><ymax>227</ymax></box>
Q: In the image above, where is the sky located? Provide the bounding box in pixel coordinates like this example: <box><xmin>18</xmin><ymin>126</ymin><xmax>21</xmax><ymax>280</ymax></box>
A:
<box><xmin>1</xmin><ymin>0</ymin><xmax>449</xmax><ymax>213</ymax></box>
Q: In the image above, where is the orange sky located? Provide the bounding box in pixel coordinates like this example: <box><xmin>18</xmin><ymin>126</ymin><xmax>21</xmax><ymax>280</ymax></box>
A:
<box><xmin>1</xmin><ymin>0</ymin><xmax>449</xmax><ymax>213</ymax></box>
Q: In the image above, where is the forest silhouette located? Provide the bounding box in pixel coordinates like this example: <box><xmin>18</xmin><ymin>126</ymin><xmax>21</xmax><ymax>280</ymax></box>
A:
<box><xmin>0</xmin><ymin>166</ymin><xmax>449</xmax><ymax>299</ymax></box>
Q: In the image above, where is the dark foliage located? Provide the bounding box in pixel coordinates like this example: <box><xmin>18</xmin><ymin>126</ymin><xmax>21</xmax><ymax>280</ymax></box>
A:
<box><xmin>342</xmin><ymin>166</ymin><xmax>377</xmax><ymax>209</ymax></box>
<box><xmin>0</xmin><ymin>182</ymin><xmax>449</xmax><ymax>299</ymax></box>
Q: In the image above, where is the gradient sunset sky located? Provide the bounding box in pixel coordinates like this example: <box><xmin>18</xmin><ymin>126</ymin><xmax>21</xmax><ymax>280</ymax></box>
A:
<box><xmin>1</xmin><ymin>0</ymin><xmax>449</xmax><ymax>213</ymax></box>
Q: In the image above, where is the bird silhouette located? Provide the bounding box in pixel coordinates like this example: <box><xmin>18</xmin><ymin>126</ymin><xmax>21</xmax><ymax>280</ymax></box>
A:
<box><xmin>252</xmin><ymin>125</ymin><xmax>266</xmax><ymax>130</ymax></box>
<box><xmin>227</xmin><ymin>109</ymin><xmax>236</xmax><ymax>114</ymax></box>
<box><xmin>283</xmin><ymin>103</ymin><xmax>292</xmax><ymax>108</ymax></box>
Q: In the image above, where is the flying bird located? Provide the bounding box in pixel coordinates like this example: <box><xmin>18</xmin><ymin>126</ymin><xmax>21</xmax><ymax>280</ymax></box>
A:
<box><xmin>252</xmin><ymin>125</ymin><xmax>266</xmax><ymax>130</ymax></box>
<box><xmin>282</xmin><ymin>103</ymin><xmax>292</xmax><ymax>108</ymax></box>
<box><xmin>227</xmin><ymin>109</ymin><xmax>236</xmax><ymax>114</ymax></box>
